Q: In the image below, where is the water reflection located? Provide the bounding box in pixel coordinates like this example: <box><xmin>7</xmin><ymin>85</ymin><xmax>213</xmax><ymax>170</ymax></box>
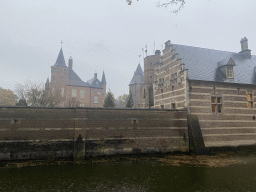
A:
<box><xmin>1</xmin><ymin>154</ymin><xmax>256</xmax><ymax>191</ymax></box>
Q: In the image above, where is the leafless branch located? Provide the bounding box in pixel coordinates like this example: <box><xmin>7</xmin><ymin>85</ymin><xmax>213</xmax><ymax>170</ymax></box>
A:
<box><xmin>157</xmin><ymin>0</ymin><xmax>185</xmax><ymax>13</ymax></box>
<box><xmin>15</xmin><ymin>80</ymin><xmax>62</xmax><ymax>107</ymax></box>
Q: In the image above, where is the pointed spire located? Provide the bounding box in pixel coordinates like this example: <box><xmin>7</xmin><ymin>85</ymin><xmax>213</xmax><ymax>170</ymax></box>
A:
<box><xmin>101</xmin><ymin>71</ymin><xmax>107</xmax><ymax>84</ymax></box>
<box><xmin>135</xmin><ymin>63</ymin><xmax>143</xmax><ymax>75</ymax></box>
<box><xmin>54</xmin><ymin>48</ymin><xmax>67</xmax><ymax>67</ymax></box>
<box><xmin>45</xmin><ymin>78</ymin><xmax>49</xmax><ymax>84</ymax></box>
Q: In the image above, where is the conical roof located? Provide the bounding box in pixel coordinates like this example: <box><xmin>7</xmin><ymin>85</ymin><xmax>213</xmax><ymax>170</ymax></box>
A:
<box><xmin>45</xmin><ymin>78</ymin><xmax>49</xmax><ymax>84</ymax></box>
<box><xmin>101</xmin><ymin>71</ymin><xmax>107</xmax><ymax>84</ymax></box>
<box><xmin>135</xmin><ymin>63</ymin><xmax>143</xmax><ymax>75</ymax></box>
<box><xmin>54</xmin><ymin>48</ymin><xmax>67</xmax><ymax>67</ymax></box>
<box><xmin>129</xmin><ymin>64</ymin><xmax>144</xmax><ymax>85</ymax></box>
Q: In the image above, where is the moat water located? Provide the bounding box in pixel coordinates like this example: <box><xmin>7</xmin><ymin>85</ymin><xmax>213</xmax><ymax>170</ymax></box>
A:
<box><xmin>1</xmin><ymin>152</ymin><xmax>256</xmax><ymax>192</ymax></box>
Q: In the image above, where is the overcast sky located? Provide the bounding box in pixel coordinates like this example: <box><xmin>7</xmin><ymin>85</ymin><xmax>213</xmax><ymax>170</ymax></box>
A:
<box><xmin>1</xmin><ymin>0</ymin><xmax>256</xmax><ymax>97</ymax></box>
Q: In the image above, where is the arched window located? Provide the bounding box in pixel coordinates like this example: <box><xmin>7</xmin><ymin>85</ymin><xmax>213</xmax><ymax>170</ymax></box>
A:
<box><xmin>143</xmin><ymin>89</ymin><xmax>146</xmax><ymax>98</ymax></box>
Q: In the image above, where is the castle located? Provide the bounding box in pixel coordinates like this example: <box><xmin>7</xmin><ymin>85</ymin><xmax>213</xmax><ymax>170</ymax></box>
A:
<box><xmin>133</xmin><ymin>37</ymin><xmax>256</xmax><ymax>147</ymax></box>
<box><xmin>45</xmin><ymin>48</ymin><xmax>106</xmax><ymax>107</ymax></box>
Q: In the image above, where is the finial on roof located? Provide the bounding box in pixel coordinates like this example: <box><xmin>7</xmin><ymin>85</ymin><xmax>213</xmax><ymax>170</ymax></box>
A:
<box><xmin>60</xmin><ymin>40</ymin><xmax>64</xmax><ymax>47</ymax></box>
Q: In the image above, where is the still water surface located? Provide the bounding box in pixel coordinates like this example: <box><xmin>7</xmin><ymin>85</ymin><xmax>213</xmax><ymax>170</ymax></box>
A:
<box><xmin>1</xmin><ymin>153</ymin><xmax>256</xmax><ymax>191</ymax></box>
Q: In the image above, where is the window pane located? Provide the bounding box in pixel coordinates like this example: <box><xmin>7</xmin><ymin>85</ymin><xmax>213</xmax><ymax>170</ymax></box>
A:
<box><xmin>80</xmin><ymin>90</ymin><xmax>85</xmax><ymax>98</ymax></box>
<box><xmin>218</xmin><ymin>105</ymin><xmax>222</xmax><ymax>113</ymax></box>
<box><xmin>61</xmin><ymin>88</ymin><xmax>64</xmax><ymax>97</ymax></box>
<box><xmin>226</xmin><ymin>66</ymin><xmax>233</xmax><ymax>78</ymax></box>
<box><xmin>72</xmin><ymin>89</ymin><xmax>77</xmax><ymax>97</ymax></box>
<box><xmin>248</xmin><ymin>94</ymin><xmax>251</xmax><ymax>101</ymax></box>
<box><xmin>94</xmin><ymin>96</ymin><xmax>98</xmax><ymax>103</ymax></box>
<box><xmin>212</xmin><ymin>104</ymin><xmax>216</xmax><ymax>113</ymax></box>
<box><xmin>217</xmin><ymin>97</ymin><xmax>221</xmax><ymax>103</ymax></box>
<box><xmin>211</xmin><ymin>97</ymin><xmax>216</xmax><ymax>103</ymax></box>
<box><xmin>248</xmin><ymin>102</ymin><xmax>251</xmax><ymax>108</ymax></box>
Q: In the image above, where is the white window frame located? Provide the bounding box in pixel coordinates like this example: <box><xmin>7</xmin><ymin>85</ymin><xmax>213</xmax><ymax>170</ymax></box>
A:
<box><xmin>80</xmin><ymin>90</ymin><xmax>85</xmax><ymax>98</ymax></box>
<box><xmin>226</xmin><ymin>66</ymin><xmax>234</xmax><ymax>78</ymax></box>
<box><xmin>94</xmin><ymin>96</ymin><xmax>98</xmax><ymax>103</ymax></box>
<box><xmin>72</xmin><ymin>89</ymin><xmax>77</xmax><ymax>97</ymax></box>
<box><xmin>61</xmin><ymin>88</ymin><xmax>64</xmax><ymax>97</ymax></box>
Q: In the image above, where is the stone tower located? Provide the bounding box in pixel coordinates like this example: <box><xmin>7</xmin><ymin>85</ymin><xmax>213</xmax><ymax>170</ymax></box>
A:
<box><xmin>140</xmin><ymin>50</ymin><xmax>162</xmax><ymax>108</ymax></box>
<box><xmin>129</xmin><ymin>64</ymin><xmax>144</xmax><ymax>108</ymax></box>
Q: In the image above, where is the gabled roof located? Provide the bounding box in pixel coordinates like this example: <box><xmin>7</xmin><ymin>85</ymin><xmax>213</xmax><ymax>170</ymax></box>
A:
<box><xmin>129</xmin><ymin>64</ymin><xmax>144</xmax><ymax>85</ymax></box>
<box><xmin>67</xmin><ymin>69</ymin><xmax>89</xmax><ymax>87</ymax></box>
<box><xmin>217</xmin><ymin>57</ymin><xmax>236</xmax><ymax>68</ymax></box>
<box><xmin>101</xmin><ymin>71</ymin><xmax>107</xmax><ymax>84</ymax></box>
<box><xmin>53</xmin><ymin>48</ymin><xmax>67</xmax><ymax>67</ymax></box>
<box><xmin>86</xmin><ymin>76</ymin><xmax>103</xmax><ymax>89</ymax></box>
<box><xmin>171</xmin><ymin>44</ymin><xmax>256</xmax><ymax>85</ymax></box>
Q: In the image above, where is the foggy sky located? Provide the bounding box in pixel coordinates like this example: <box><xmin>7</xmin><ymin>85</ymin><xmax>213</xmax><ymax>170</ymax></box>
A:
<box><xmin>1</xmin><ymin>0</ymin><xmax>256</xmax><ymax>97</ymax></box>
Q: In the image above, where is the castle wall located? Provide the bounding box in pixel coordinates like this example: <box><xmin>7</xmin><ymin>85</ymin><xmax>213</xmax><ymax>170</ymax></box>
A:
<box><xmin>188</xmin><ymin>80</ymin><xmax>256</xmax><ymax>148</ymax></box>
<box><xmin>0</xmin><ymin>107</ymin><xmax>188</xmax><ymax>160</ymax></box>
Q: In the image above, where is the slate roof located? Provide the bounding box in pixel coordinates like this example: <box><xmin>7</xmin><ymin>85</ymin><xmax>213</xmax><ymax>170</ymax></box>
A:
<box><xmin>86</xmin><ymin>76</ymin><xmax>103</xmax><ymax>89</ymax></box>
<box><xmin>171</xmin><ymin>44</ymin><xmax>256</xmax><ymax>85</ymax></box>
<box><xmin>129</xmin><ymin>64</ymin><xmax>144</xmax><ymax>85</ymax></box>
<box><xmin>54</xmin><ymin>48</ymin><xmax>67</xmax><ymax>67</ymax></box>
<box><xmin>67</xmin><ymin>70</ymin><xmax>89</xmax><ymax>87</ymax></box>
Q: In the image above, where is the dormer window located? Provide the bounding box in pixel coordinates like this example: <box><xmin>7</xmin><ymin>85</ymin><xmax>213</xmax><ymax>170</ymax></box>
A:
<box><xmin>217</xmin><ymin>57</ymin><xmax>235</xmax><ymax>79</ymax></box>
<box><xmin>226</xmin><ymin>66</ymin><xmax>234</xmax><ymax>78</ymax></box>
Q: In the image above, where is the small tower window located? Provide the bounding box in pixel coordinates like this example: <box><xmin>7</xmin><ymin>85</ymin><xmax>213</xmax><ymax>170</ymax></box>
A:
<box><xmin>143</xmin><ymin>89</ymin><xmax>146</xmax><ymax>98</ymax></box>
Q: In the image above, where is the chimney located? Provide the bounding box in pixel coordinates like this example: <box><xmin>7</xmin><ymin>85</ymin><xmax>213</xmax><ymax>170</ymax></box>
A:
<box><xmin>240</xmin><ymin>37</ymin><xmax>251</xmax><ymax>59</ymax></box>
<box><xmin>94</xmin><ymin>73</ymin><xmax>97</xmax><ymax>78</ymax></box>
<box><xmin>68</xmin><ymin>56</ymin><xmax>73</xmax><ymax>69</ymax></box>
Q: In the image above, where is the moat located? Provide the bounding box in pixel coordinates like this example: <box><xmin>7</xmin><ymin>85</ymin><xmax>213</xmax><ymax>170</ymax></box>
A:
<box><xmin>1</xmin><ymin>152</ymin><xmax>256</xmax><ymax>192</ymax></box>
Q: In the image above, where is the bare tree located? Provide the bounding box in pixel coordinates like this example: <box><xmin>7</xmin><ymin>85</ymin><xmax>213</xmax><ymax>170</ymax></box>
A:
<box><xmin>67</xmin><ymin>97</ymin><xmax>80</xmax><ymax>107</ymax></box>
<box><xmin>126</xmin><ymin>0</ymin><xmax>186</xmax><ymax>13</ymax></box>
<box><xmin>15</xmin><ymin>80</ymin><xmax>62</xmax><ymax>107</ymax></box>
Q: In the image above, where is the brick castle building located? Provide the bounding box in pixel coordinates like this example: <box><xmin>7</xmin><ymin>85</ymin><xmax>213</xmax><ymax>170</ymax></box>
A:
<box><xmin>45</xmin><ymin>48</ymin><xmax>106</xmax><ymax>107</ymax></box>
